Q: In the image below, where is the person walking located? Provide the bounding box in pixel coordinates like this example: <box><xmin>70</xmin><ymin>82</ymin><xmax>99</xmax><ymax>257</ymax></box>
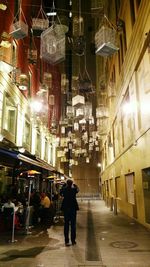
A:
<box><xmin>61</xmin><ymin>179</ymin><xmax>79</xmax><ymax>246</ymax></box>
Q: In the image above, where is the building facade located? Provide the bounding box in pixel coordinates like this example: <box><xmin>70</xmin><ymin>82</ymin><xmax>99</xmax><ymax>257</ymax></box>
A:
<box><xmin>96</xmin><ymin>0</ymin><xmax>150</xmax><ymax>229</ymax></box>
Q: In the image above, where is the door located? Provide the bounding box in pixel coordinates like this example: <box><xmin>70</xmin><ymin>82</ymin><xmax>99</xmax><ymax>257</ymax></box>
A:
<box><xmin>142</xmin><ymin>168</ymin><xmax>150</xmax><ymax>223</ymax></box>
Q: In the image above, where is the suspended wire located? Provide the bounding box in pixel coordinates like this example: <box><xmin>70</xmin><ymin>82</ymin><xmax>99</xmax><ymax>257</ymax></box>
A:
<box><xmin>21</xmin><ymin>3</ymin><xmax>97</xmax><ymax>16</ymax></box>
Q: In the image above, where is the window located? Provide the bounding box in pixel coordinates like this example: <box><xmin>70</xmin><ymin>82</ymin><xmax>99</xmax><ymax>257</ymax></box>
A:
<box><xmin>121</xmin><ymin>89</ymin><xmax>135</xmax><ymax>146</ymax></box>
<box><xmin>28</xmin><ymin>70</ymin><xmax>32</xmax><ymax>97</ymax></box>
<box><xmin>44</xmin><ymin>139</ymin><xmax>48</xmax><ymax>161</ymax></box>
<box><xmin>2</xmin><ymin>93</ymin><xmax>17</xmax><ymax>142</ymax></box>
<box><xmin>23</xmin><ymin>116</ymin><xmax>31</xmax><ymax>149</ymax></box>
<box><xmin>115</xmin><ymin>176</ymin><xmax>121</xmax><ymax>198</ymax></box>
<box><xmin>36</xmin><ymin>131</ymin><xmax>41</xmax><ymax>157</ymax></box>
<box><xmin>125</xmin><ymin>173</ymin><xmax>135</xmax><ymax>204</ymax></box>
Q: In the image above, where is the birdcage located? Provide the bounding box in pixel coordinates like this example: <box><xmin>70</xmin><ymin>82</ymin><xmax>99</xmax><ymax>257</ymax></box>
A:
<box><xmin>49</xmin><ymin>95</ymin><xmax>55</xmax><ymax>105</ymax></box>
<box><xmin>32</xmin><ymin>5</ymin><xmax>49</xmax><ymax>36</ymax></box>
<box><xmin>66</xmin><ymin>106</ymin><xmax>74</xmax><ymax>117</ymax></box>
<box><xmin>0</xmin><ymin>32</ymin><xmax>11</xmax><ymax>48</ymax></box>
<box><xmin>72</xmin><ymin>94</ymin><xmax>85</xmax><ymax>107</ymax></box>
<box><xmin>95</xmin><ymin>25</ymin><xmax>119</xmax><ymax>56</ymax></box>
<box><xmin>10</xmin><ymin>20</ymin><xmax>28</xmax><ymax>39</ymax></box>
<box><xmin>19</xmin><ymin>74</ymin><xmax>28</xmax><ymax>90</ymax></box>
<box><xmin>96</xmin><ymin>106</ymin><xmax>109</xmax><ymax>119</ymax></box>
<box><xmin>40</xmin><ymin>25</ymin><xmax>65</xmax><ymax>64</ymax></box>
<box><xmin>54</xmin><ymin>15</ymin><xmax>69</xmax><ymax>36</ymax></box>
<box><xmin>27</xmin><ymin>49</ymin><xmax>37</xmax><ymax>64</ymax></box>
<box><xmin>10</xmin><ymin>8</ymin><xmax>28</xmax><ymax>39</ymax></box>
<box><xmin>43</xmin><ymin>72</ymin><xmax>52</xmax><ymax>88</ymax></box>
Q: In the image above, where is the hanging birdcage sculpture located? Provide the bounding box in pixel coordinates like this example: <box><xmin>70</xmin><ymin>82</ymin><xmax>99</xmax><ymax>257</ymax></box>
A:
<box><xmin>11</xmin><ymin>67</ymin><xmax>21</xmax><ymax>85</ymax></box>
<box><xmin>107</xmin><ymin>81</ymin><xmax>116</xmax><ymax>98</ymax></box>
<box><xmin>78</xmin><ymin>51</ymin><xmax>94</xmax><ymax>94</ymax></box>
<box><xmin>72</xmin><ymin>94</ymin><xmax>85</xmax><ymax>107</ymax></box>
<box><xmin>27</xmin><ymin>33</ymin><xmax>37</xmax><ymax>64</ymax></box>
<box><xmin>40</xmin><ymin>25</ymin><xmax>65</xmax><ymax>64</ymax></box>
<box><xmin>43</xmin><ymin>72</ymin><xmax>52</xmax><ymax>88</ymax></box>
<box><xmin>96</xmin><ymin>105</ymin><xmax>109</xmax><ymax>119</ymax></box>
<box><xmin>0</xmin><ymin>32</ymin><xmax>11</xmax><ymax>48</ymax></box>
<box><xmin>66</xmin><ymin>106</ymin><xmax>74</xmax><ymax>118</ymax></box>
<box><xmin>19</xmin><ymin>73</ymin><xmax>28</xmax><ymax>90</ymax></box>
<box><xmin>95</xmin><ymin>15</ymin><xmax>119</xmax><ymax>56</ymax></box>
<box><xmin>54</xmin><ymin>15</ymin><xmax>69</xmax><ymax>36</ymax></box>
<box><xmin>97</xmin><ymin>118</ymin><xmax>108</xmax><ymax>136</ymax></box>
<box><xmin>40</xmin><ymin>1</ymin><xmax>66</xmax><ymax>65</ymax></box>
<box><xmin>73</xmin><ymin>0</ymin><xmax>85</xmax><ymax>56</ymax></box>
<box><xmin>84</xmin><ymin>102</ymin><xmax>92</xmax><ymax>119</ymax></box>
<box><xmin>32</xmin><ymin>4</ymin><xmax>49</xmax><ymax>36</ymax></box>
<box><xmin>10</xmin><ymin>7</ymin><xmax>28</xmax><ymax>39</ymax></box>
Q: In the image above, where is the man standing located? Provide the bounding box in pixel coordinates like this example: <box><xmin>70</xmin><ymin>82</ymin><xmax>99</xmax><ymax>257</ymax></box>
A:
<box><xmin>61</xmin><ymin>179</ymin><xmax>79</xmax><ymax>246</ymax></box>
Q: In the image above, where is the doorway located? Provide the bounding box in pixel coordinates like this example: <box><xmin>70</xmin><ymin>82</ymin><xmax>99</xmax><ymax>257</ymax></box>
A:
<box><xmin>142</xmin><ymin>167</ymin><xmax>150</xmax><ymax>223</ymax></box>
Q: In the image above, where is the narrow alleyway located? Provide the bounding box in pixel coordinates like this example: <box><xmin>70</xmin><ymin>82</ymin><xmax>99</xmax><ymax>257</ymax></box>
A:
<box><xmin>0</xmin><ymin>199</ymin><xmax>150</xmax><ymax>267</ymax></box>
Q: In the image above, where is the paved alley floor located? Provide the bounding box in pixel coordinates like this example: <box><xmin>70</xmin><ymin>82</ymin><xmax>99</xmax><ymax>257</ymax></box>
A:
<box><xmin>0</xmin><ymin>199</ymin><xmax>150</xmax><ymax>267</ymax></box>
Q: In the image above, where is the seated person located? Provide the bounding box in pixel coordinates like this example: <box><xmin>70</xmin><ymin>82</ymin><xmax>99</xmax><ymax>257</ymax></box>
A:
<box><xmin>2</xmin><ymin>198</ymin><xmax>20</xmax><ymax>230</ymax></box>
<box><xmin>2</xmin><ymin>197</ymin><xmax>15</xmax><ymax>211</ymax></box>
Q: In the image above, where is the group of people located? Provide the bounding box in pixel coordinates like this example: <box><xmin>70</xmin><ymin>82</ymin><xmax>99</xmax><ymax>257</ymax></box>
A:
<box><xmin>0</xmin><ymin>178</ymin><xmax>80</xmax><ymax>246</ymax></box>
<box><xmin>0</xmin><ymin>191</ymin><xmax>54</xmax><ymax>230</ymax></box>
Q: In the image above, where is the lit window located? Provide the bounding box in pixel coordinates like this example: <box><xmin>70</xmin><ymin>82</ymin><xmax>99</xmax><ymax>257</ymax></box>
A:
<box><xmin>2</xmin><ymin>93</ymin><xmax>17</xmax><ymax>142</ymax></box>
<box><xmin>23</xmin><ymin>116</ymin><xmax>31</xmax><ymax>149</ymax></box>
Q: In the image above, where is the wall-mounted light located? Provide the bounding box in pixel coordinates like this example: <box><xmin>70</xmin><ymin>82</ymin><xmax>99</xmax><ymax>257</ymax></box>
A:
<box><xmin>97</xmin><ymin>162</ymin><xmax>101</xmax><ymax>168</ymax></box>
<box><xmin>18</xmin><ymin>147</ymin><xmax>25</xmax><ymax>153</ymax></box>
<box><xmin>30</xmin><ymin>99</ymin><xmax>43</xmax><ymax>113</ymax></box>
<box><xmin>0</xmin><ymin>134</ymin><xmax>4</xmax><ymax>142</ymax></box>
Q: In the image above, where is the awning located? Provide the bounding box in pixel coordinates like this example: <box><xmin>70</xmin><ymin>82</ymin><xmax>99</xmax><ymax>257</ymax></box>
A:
<box><xmin>18</xmin><ymin>154</ymin><xmax>55</xmax><ymax>171</ymax></box>
<box><xmin>36</xmin><ymin>157</ymin><xmax>55</xmax><ymax>171</ymax></box>
<box><xmin>0</xmin><ymin>148</ymin><xmax>18</xmax><ymax>159</ymax></box>
<box><xmin>0</xmin><ymin>148</ymin><xmax>18</xmax><ymax>167</ymax></box>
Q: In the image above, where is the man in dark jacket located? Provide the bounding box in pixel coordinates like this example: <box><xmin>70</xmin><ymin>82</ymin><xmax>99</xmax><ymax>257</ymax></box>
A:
<box><xmin>61</xmin><ymin>179</ymin><xmax>79</xmax><ymax>246</ymax></box>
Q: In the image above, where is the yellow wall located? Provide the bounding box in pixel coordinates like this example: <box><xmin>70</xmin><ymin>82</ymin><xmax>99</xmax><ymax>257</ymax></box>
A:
<box><xmin>100</xmin><ymin>0</ymin><xmax>150</xmax><ymax>229</ymax></box>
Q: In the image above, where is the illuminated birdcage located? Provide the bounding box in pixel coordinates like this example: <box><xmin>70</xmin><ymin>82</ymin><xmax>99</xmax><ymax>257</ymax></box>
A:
<box><xmin>96</xmin><ymin>106</ymin><xmax>109</xmax><ymax>119</ymax></box>
<box><xmin>66</xmin><ymin>106</ymin><xmax>74</xmax><ymax>118</ymax></box>
<box><xmin>107</xmin><ymin>81</ymin><xmax>116</xmax><ymax>98</ymax></box>
<box><xmin>95</xmin><ymin>24</ymin><xmax>119</xmax><ymax>56</ymax></box>
<box><xmin>97</xmin><ymin>118</ymin><xmax>108</xmax><ymax>136</ymax></box>
<box><xmin>75</xmin><ymin>107</ymin><xmax>84</xmax><ymax>119</ymax></box>
<box><xmin>43</xmin><ymin>72</ymin><xmax>52</xmax><ymax>88</ymax></box>
<box><xmin>72</xmin><ymin>94</ymin><xmax>85</xmax><ymax>107</ymax></box>
<box><xmin>40</xmin><ymin>25</ymin><xmax>65</xmax><ymax>64</ymax></box>
<box><xmin>84</xmin><ymin>102</ymin><xmax>92</xmax><ymax>119</ymax></box>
